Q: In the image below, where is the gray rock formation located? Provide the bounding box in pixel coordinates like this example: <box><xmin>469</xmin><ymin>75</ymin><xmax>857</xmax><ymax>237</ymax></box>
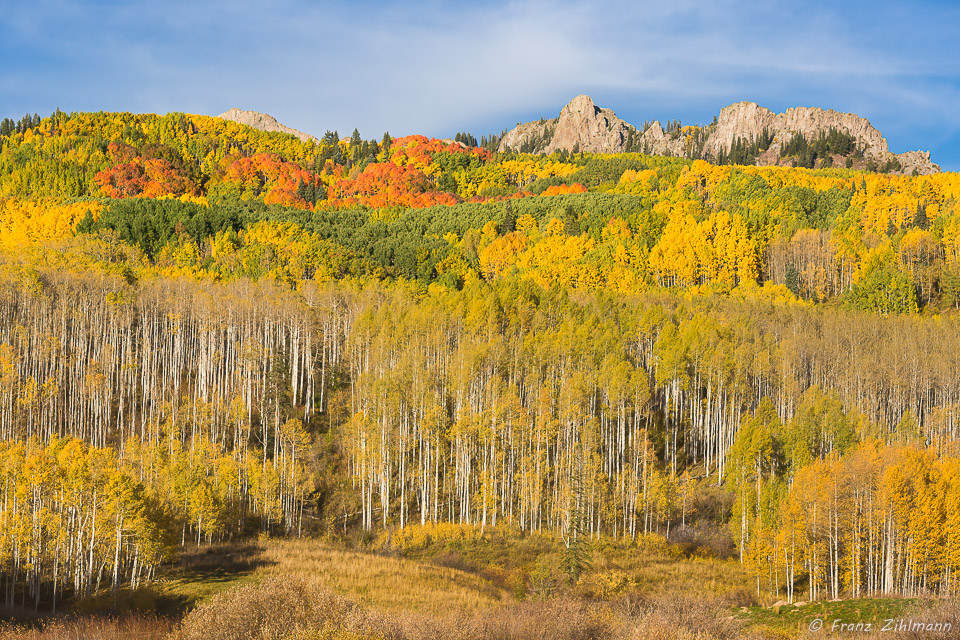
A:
<box><xmin>499</xmin><ymin>96</ymin><xmax>940</xmax><ymax>175</ymax></box>
<box><xmin>499</xmin><ymin>95</ymin><xmax>635</xmax><ymax>154</ymax></box>
<box><xmin>217</xmin><ymin>108</ymin><xmax>318</xmax><ymax>143</ymax></box>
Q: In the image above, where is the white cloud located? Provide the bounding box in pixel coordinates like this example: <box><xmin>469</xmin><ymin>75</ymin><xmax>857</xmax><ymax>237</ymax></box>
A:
<box><xmin>1</xmin><ymin>0</ymin><xmax>958</xmax><ymax>165</ymax></box>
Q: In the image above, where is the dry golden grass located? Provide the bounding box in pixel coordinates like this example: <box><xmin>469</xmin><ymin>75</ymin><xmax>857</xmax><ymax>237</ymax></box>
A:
<box><xmin>0</xmin><ymin>614</ymin><xmax>174</xmax><ymax>640</ymax></box>
<box><xmin>252</xmin><ymin>538</ymin><xmax>506</xmax><ymax>615</ymax></box>
<box><xmin>164</xmin><ymin>532</ymin><xmax>760</xmax><ymax>639</ymax></box>
<box><xmin>586</xmin><ymin>536</ymin><xmax>755</xmax><ymax>603</ymax></box>
<box><xmin>175</xmin><ymin>576</ymin><xmax>598</xmax><ymax>640</ymax></box>
<box><xmin>147</xmin><ymin>525</ymin><xmax>755</xmax><ymax>621</ymax></box>
<box><xmin>174</xmin><ymin>576</ymin><xmax>766</xmax><ymax>640</ymax></box>
<box><xmin>6</xmin><ymin>529</ymin><xmax>953</xmax><ymax>640</ymax></box>
<box><xmin>377</xmin><ymin>523</ymin><xmax>755</xmax><ymax>605</ymax></box>
<box><xmin>148</xmin><ymin>542</ymin><xmax>267</xmax><ymax>610</ymax></box>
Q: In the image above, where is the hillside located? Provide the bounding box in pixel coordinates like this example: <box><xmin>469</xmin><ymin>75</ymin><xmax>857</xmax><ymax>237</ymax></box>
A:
<box><xmin>1</xmin><ymin>105</ymin><xmax>960</xmax><ymax>638</ymax></box>
<box><xmin>499</xmin><ymin>95</ymin><xmax>940</xmax><ymax>175</ymax></box>
<box><xmin>1</xmin><ymin>107</ymin><xmax>959</xmax><ymax>304</ymax></box>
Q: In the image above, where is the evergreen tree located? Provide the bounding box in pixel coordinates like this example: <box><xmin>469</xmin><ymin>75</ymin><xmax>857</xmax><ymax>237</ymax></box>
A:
<box><xmin>321</xmin><ymin>130</ymin><xmax>339</xmax><ymax>146</ymax></box>
<box><xmin>561</xmin><ymin>463</ymin><xmax>592</xmax><ymax>584</ymax></box>
<box><xmin>562</xmin><ymin>205</ymin><xmax>581</xmax><ymax>236</ymax></box>
<box><xmin>914</xmin><ymin>202</ymin><xmax>929</xmax><ymax>230</ymax></box>
<box><xmin>784</xmin><ymin>264</ymin><xmax>800</xmax><ymax>297</ymax></box>
<box><xmin>454</xmin><ymin>132</ymin><xmax>477</xmax><ymax>147</ymax></box>
<box><xmin>500</xmin><ymin>202</ymin><xmax>516</xmax><ymax>234</ymax></box>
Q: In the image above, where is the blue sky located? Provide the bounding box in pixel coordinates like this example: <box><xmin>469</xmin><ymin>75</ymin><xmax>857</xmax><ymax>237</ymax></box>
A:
<box><xmin>2</xmin><ymin>0</ymin><xmax>959</xmax><ymax>169</ymax></box>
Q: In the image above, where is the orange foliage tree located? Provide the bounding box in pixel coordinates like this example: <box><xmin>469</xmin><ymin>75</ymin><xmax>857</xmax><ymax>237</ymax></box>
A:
<box><xmin>213</xmin><ymin>153</ymin><xmax>323</xmax><ymax>209</ymax></box>
<box><xmin>94</xmin><ymin>141</ymin><xmax>198</xmax><ymax>199</ymax></box>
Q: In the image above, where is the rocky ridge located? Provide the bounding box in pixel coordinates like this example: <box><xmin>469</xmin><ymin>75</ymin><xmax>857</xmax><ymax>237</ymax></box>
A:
<box><xmin>499</xmin><ymin>95</ymin><xmax>636</xmax><ymax>154</ymax></box>
<box><xmin>217</xmin><ymin>108</ymin><xmax>318</xmax><ymax>143</ymax></box>
<box><xmin>499</xmin><ymin>96</ymin><xmax>940</xmax><ymax>175</ymax></box>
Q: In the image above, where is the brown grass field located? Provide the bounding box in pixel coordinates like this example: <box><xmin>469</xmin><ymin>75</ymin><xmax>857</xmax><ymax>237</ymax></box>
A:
<box><xmin>1</xmin><ymin>526</ymin><xmax>957</xmax><ymax>639</ymax></box>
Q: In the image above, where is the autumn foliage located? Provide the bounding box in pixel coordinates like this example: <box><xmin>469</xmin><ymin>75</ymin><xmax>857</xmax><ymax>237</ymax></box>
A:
<box><xmin>539</xmin><ymin>182</ymin><xmax>587</xmax><ymax>196</ymax></box>
<box><xmin>8</xmin><ymin>109</ymin><xmax>960</xmax><ymax>615</ymax></box>
<box><xmin>214</xmin><ymin>153</ymin><xmax>322</xmax><ymax>208</ymax></box>
<box><xmin>94</xmin><ymin>141</ymin><xmax>198</xmax><ymax>198</ymax></box>
<box><xmin>332</xmin><ymin>160</ymin><xmax>457</xmax><ymax>209</ymax></box>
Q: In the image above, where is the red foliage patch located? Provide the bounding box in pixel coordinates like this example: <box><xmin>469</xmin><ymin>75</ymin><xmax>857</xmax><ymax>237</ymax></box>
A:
<box><xmin>388</xmin><ymin>134</ymin><xmax>492</xmax><ymax>167</ymax></box>
<box><xmin>218</xmin><ymin>153</ymin><xmax>322</xmax><ymax>209</ymax></box>
<box><xmin>331</xmin><ymin>161</ymin><xmax>457</xmax><ymax>209</ymax></box>
<box><xmin>94</xmin><ymin>140</ymin><xmax>198</xmax><ymax>198</ymax></box>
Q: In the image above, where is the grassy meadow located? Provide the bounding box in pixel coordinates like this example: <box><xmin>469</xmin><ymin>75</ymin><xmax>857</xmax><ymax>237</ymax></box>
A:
<box><xmin>2</xmin><ymin>524</ymin><xmax>955</xmax><ymax>639</ymax></box>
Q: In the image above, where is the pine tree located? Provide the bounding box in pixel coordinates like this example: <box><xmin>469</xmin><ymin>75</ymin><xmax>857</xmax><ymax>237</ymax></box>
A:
<box><xmin>914</xmin><ymin>202</ymin><xmax>929</xmax><ymax>230</ymax></box>
<box><xmin>500</xmin><ymin>202</ymin><xmax>516</xmax><ymax>234</ymax></box>
<box><xmin>561</xmin><ymin>463</ymin><xmax>592</xmax><ymax>584</ymax></box>
<box><xmin>562</xmin><ymin>205</ymin><xmax>581</xmax><ymax>236</ymax></box>
<box><xmin>785</xmin><ymin>264</ymin><xmax>800</xmax><ymax>296</ymax></box>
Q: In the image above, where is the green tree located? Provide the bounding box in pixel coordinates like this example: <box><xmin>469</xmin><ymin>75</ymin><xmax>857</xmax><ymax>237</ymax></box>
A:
<box><xmin>914</xmin><ymin>202</ymin><xmax>929</xmax><ymax>230</ymax></box>
<box><xmin>846</xmin><ymin>265</ymin><xmax>918</xmax><ymax>315</ymax></box>
<box><xmin>561</xmin><ymin>466</ymin><xmax>592</xmax><ymax>584</ymax></box>
<box><xmin>562</xmin><ymin>205</ymin><xmax>581</xmax><ymax>236</ymax></box>
<box><xmin>785</xmin><ymin>386</ymin><xmax>858</xmax><ymax>471</ymax></box>
<box><xmin>500</xmin><ymin>202</ymin><xmax>516</xmax><ymax>234</ymax></box>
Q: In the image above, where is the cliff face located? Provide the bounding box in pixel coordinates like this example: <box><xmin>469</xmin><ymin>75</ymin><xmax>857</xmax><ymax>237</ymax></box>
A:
<box><xmin>499</xmin><ymin>97</ymin><xmax>941</xmax><ymax>175</ymax></box>
<box><xmin>217</xmin><ymin>108</ymin><xmax>318</xmax><ymax>143</ymax></box>
<box><xmin>499</xmin><ymin>95</ymin><xmax>636</xmax><ymax>154</ymax></box>
<box><xmin>707</xmin><ymin>102</ymin><xmax>888</xmax><ymax>156</ymax></box>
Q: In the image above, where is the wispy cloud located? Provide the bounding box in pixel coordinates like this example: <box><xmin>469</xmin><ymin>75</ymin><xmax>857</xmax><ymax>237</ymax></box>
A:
<box><xmin>1</xmin><ymin>0</ymin><xmax>958</xmax><ymax>167</ymax></box>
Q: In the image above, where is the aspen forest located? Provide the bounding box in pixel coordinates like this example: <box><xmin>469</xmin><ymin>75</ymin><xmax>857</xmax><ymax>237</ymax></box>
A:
<box><xmin>2</xmin><ymin>108</ymin><xmax>960</xmax><ymax>638</ymax></box>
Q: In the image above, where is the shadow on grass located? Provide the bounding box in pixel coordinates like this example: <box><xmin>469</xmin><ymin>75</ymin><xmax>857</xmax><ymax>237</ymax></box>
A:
<box><xmin>0</xmin><ymin>541</ymin><xmax>275</xmax><ymax>628</ymax></box>
<box><xmin>143</xmin><ymin>542</ymin><xmax>276</xmax><ymax>616</ymax></box>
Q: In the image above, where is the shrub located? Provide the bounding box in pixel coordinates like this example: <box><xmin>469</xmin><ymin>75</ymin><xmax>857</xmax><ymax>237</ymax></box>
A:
<box><xmin>176</xmin><ymin>577</ymin><xmax>399</xmax><ymax>640</ymax></box>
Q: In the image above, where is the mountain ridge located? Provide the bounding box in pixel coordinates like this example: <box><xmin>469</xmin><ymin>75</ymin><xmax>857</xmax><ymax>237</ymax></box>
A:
<box><xmin>498</xmin><ymin>95</ymin><xmax>940</xmax><ymax>175</ymax></box>
<box><xmin>216</xmin><ymin>98</ymin><xmax>941</xmax><ymax>175</ymax></box>
<box><xmin>217</xmin><ymin>107</ymin><xmax>318</xmax><ymax>143</ymax></box>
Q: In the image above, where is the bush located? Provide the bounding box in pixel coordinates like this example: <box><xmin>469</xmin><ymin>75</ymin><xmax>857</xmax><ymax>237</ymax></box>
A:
<box><xmin>628</xmin><ymin>593</ymin><xmax>760</xmax><ymax>640</ymax></box>
<box><xmin>176</xmin><ymin>577</ymin><xmax>399</xmax><ymax>640</ymax></box>
<box><xmin>667</xmin><ymin>522</ymin><xmax>737</xmax><ymax>559</ymax></box>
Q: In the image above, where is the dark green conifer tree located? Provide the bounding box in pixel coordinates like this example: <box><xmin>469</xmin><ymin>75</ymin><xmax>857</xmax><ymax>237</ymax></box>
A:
<box><xmin>501</xmin><ymin>202</ymin><xmax>516</xmax><ymax>234</ymax></box>
<box><xmin>563</xmin><ymin>205</ymin><xmax>581</xmax><ymax>236</ymax></box>
<box><xmin>915</xmin><ymin>202</ymin><xmax>929</xmax><ymax>230</ymax></box>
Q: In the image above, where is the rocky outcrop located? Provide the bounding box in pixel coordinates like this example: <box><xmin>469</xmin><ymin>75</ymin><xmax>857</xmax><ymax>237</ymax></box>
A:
<box><xmin>896</xmin><ymin>150</ymin><xmax>940</xmax><ymax>176</ymax></box>
<box><xmin>658</xmin><ymin>101</ymin><xmax>939</xmax><ymax>175</ymax></box>
<box><xmin>499</xmin><ymin>96</ymin><xmax>940</xmax><ymax>175</ymax></box>
<box><xmin>693</xmin><ymin>102</ymin><xmax>890</xmax><ymax>158</ymax></box>
<box><xmin>499</xmin><ymin>95</ymin><xmax>637</xmax><ymax>154</ymax></box>
<box><xmin>217</xmin><ymin>108</ymin><xmax>317</xmax><ymax>143</ymax></box>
